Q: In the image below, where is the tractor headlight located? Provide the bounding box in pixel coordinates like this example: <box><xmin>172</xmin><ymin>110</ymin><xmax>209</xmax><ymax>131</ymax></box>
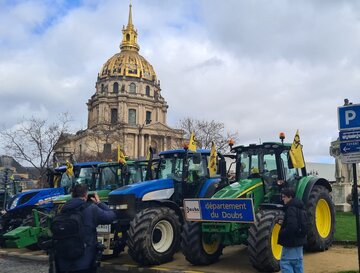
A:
<box><xmin>9</xmin><ymin>197</ymin><xmax>20</xmax><ymax>210</ymax></box>
<box><xmin>109</xmin><ymin>204</ymin><xmax>128</xmax><ymax>210</ymax></box>
<box><xmin>116</xmin><ymin>204</ymin><xmax>128</xmax><ymax>210</ymax></box>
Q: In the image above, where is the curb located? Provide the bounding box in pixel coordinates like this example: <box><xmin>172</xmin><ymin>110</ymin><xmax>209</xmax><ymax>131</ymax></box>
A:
<box><xmin>333</xmin><ymin>240</ymin><xmax>357</xmax><ymax>246</ymax></box>
<box><xmin>101</xmin><ymin>262</ymin><xmax>205</xmax><ymax>273</ymax></box>
<box><xmin>0</xmin><ymin>249</ymin><xmax>47</xmax><ymax>262</ymax></box>
<box><xmin>0</xmin><ymin>249</ymin><xmax>206</xmax><ymax>273</ymax></box>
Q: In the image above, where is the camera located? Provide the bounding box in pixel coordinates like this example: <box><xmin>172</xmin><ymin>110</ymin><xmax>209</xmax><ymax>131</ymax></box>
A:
<box><xmin>87</xmin><ymin>193</ymin><xmax>95</xmax><ymax>201</ymax></box>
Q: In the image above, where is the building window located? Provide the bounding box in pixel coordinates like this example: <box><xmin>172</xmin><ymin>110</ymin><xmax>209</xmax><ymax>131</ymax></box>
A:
<box><xmin>128</xmin><ymin>109</ymin><xmax>136</xmax><ymax>125</ymax></box>
<box><xmin>129</xmin><ymin>83</ymin><xmax>136</xmax><ymax>93</ymax></box>
<box><xmin>111</xmin><ymin>108</ymin><xmax>118</xmax><ymax>124</ymax></box>
<box><xmin>101</xmin><ymin>84</ymin><xmax>105</xmax><ymax>92</ymax></box>
<box><xmin>126</xmin><ymin>33</ymin><xmax>130</xmax><ymax>41</ymax></box>
<box><xmin>103</xmin><ymin>143</ymin><xmax>112</xmax><ymax>158</ymax></box>
<box><xmin>113</xmin><ymin>82</ymin><xmax>119</xmax><ymax>93</ymax></box>
<box><xmin>146</xmin><ymin>111</ymin><xmax>152</xmax><ymax>124</ymax></box>
<box><xmin>146</xmin><ymin>85</ymin><xmax>150</xmax><ymax>96</ymax></box>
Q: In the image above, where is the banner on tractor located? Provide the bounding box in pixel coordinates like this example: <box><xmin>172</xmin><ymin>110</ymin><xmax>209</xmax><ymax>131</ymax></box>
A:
<box><xmin>184</xmin><ymin>198</ymin><xmax>255</xmax><ymax>223</ymax></box>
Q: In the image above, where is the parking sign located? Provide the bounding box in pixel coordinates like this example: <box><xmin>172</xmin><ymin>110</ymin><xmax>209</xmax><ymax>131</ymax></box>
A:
<box><xmin>338</xmin><ymin>104</ymin><xmax>360</xmax><ymax>131</ymax></box>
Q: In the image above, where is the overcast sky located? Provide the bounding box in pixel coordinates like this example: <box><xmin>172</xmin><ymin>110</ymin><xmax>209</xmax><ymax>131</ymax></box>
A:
<box><xmin>1</xmin><ymin>0</ymin><xmax>360</xmax><ymax>164</ymax></box>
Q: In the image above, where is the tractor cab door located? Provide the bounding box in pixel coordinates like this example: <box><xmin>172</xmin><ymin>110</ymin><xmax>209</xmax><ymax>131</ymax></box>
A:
<box><xmin>183</xmin><ymin>153</ymin><xmax>208</xmax><ymax>198</ymax></box>
<box><xmin>280</xmin><ymin>151</ymin><xmax>299</xmax><ymax>189</ymax></box>
<box><xmin>59</xmin><ymin>171</ymin><xmax>74</xmax><ymax>193</ymax></box>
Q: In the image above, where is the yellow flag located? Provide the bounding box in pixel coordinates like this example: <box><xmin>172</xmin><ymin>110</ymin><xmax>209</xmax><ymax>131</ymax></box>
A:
<box><xmin>289</xmin><ymin>130</ymin><xmax>305</xmax><ymax>168</ymax></box>
<box><xmin>188</xmin><ymin>132</ymin><xmax>197</xmax><ymax>152</ymax></box>
<box><xmin>146</xmin><ymin>146</ymin><xmax>153</xmax><ymax>161</ymax></box>
<box><xmin>118</xmin><ymin>144</ymin><xmax>126</xmax><ymax>164</ymax></box>
<box><xmin>65</xmin><ymin>160</ymin><xmax>74</xmax><ymax>177</ymax></box>
<box><xmin>208</xmin><ymin>141</ymin><xmax>217</xmax><ymax>176</ymax></box>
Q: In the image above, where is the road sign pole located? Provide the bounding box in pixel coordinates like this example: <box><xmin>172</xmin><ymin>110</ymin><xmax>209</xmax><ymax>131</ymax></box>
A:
<box><xmin>352</xmin><ymin>163</ymin><xmax>360</xmax><ymax>271</ymax></box>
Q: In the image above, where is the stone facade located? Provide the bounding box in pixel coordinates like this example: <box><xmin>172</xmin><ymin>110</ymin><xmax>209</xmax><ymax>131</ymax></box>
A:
<box><xmin>55</xmin><ymin>4</ymin><xmax>183</xmax><ymax>161</ymax></box>
<box><xmin>329</xmin><ymin>139</ymin><xmax>360</xmax><ymax>212</ymax></box>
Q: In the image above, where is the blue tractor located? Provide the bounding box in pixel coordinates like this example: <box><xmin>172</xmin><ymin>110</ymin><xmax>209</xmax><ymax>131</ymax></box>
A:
<box><xmin>0</xmin><ymin>161</ymin><xmax>101</xmax><ymax>236</ymax></box>
<box><xmin>108</xmin><ymin>148</ymin><xmax>229</xmax><ymax>265</ymax></box>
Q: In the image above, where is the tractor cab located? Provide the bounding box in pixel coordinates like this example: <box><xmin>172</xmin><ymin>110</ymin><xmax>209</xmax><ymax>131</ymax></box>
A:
<box><xmin>96</xmin><ymin>160</ymin><xmax>155</xmax><ymax>191</ymax></box>
<box><xmin>157</xmin><ymin>149</ymin><xmax>212</xmax><ymax>200</ymax></box>
<box><xmin>55</xmin><ymin>161</ymin><xmax>102</xmax><ymax>193</ymax></box>
<box><xmin>232</xmin><ymin>142</ymin><xmax>303</xmax><ymax>204</ymax></box>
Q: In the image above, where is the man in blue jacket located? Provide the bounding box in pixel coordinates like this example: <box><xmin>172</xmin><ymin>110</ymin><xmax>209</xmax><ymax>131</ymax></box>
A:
<box><xmin>55</xmin><ymin>184</ymin><xmax>116</xmax><ymax>273</ymax></box>
<box><xmin>278</xmin><ymin>188</ymin><xmax>307</xmax><ymax>273</ymax></box>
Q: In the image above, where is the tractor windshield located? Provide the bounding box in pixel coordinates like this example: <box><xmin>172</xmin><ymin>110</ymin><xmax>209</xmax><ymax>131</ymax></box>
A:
<box><xmin>236</xmin><ymin>145</ymin><xmax>298</xmax><ymax>187</ymax></box>
<box><xmin>157</xmin><ymin>153</ymin><xmax>208</xmax><ymax>182</ymax></box>
<box><xmin>237</xmin><ymin>149</ymin><xmax>277</xmax><ymax>181</ymax></box>
<box><xmin>128</xmin><ymin>164</ymin><xmax>143</xmax><ymax>184</ymax></box>
<box><xmin>59</xmin><ymin>172</ymin><xmax>73</xmax><ymax>189</ymax></box>
<box><xmin>157</xmin><ymin>154</ymin><xmax>184</xmax><ymax>179</ymax></box>
<box><xmin>59</xmin><ymin>166</ymin><xmax>96</xmax><ymax>190</ymax></box>
<box><xmin>76</xmin><ymin>167</ymin><xmax>94</xmax><ymax>185</ymax></box>
<box><xmin>98</xmin><ymin>165</ymin><xmax>123</xmax><ymax>190</ymax></box>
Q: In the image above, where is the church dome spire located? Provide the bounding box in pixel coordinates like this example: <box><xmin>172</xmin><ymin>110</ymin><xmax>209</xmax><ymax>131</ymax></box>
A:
<box><xmin>120</xmin><ymin>2</ymin><xmax>140</xmax><ymax>52</ymax></box>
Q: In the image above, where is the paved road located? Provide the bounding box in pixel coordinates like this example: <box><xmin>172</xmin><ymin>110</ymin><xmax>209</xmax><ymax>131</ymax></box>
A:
<box><xmin>0</xmin><ymin>245</ymin><xmax>358</xmax><ymax>273</ymax></box>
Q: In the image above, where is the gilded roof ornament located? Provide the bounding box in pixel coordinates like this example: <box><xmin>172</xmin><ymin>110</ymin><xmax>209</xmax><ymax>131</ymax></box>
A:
<box><xmin>120</xmin><ymin>2</ymin><xmax>139</xmax><ymax>52</ymax></box>
<box><xmin>99</xmin><ymin>2</ymin><xmax>157</xmax><ymax>82</ymax></box>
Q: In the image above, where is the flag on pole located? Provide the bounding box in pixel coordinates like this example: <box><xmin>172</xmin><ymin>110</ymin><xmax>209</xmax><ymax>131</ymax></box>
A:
<box><xmin>65</xmin><ymin>160</ymin><xmax>74</xmax><ymax>177</ymax></box>
<box><xmin>118</xmin><ymin>144</ymin><xmax>126</xmax><ymax>164</ymax></box>
<box><xmin>289</xmin><ymin>130</ymin><xmax>305</xmax><ymax>168</ymax></box>
<box><xmin>145</xmin><ymin>146</ymin><xmax>154</xmax><ymax>180</ymax></box>
<box><xmin>188</xmin><ymin>132</ymin><xmax>197</xmax><ymax>152</ymax></box>
<box><xmin>146</xmin><ymin>146</ymin><xmax>153</xmax><ymax>161</ymax></box>
<box><xmin>208</xmin><ymin>141</ymin><xmax>217</xmax><ymax>176</ymax></box>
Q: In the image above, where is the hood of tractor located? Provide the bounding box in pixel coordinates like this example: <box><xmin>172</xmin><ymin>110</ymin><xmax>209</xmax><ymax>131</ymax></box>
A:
<box><xmin>212</xmin><ymin>178</ymin><xmax>264</xmax><ymax>199</ymax></box>
<box><xmin>108</xmin><ymin>178</ymin><xmax>174</xmax><ymax>199</ymax></box>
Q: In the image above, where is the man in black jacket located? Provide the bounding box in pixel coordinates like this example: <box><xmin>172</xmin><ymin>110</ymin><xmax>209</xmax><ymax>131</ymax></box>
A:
<box><xmin>278</xmin><ymin>188</ymin><xmax>307</xmax><ymax>273</ymax></box>
<box><xmin>55</xmin><ymin>184</ymin><xmax>116</xmax><ymax>273</ymax></box>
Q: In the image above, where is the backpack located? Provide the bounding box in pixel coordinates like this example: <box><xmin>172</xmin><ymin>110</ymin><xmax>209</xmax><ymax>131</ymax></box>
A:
<box><xmin>51</xmin><ymin>202</ymin><xmax>90</xmax><ymax>259</ymax></box>
<box><xmin>296</xmin><ymin>207</ymin><xmax>309</xmax><ymax>238</ymax></box>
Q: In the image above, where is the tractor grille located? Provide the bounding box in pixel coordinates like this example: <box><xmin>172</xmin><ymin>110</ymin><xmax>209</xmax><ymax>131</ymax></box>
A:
<box><xmin>108</xmin><ymin>194</ymin><xmax>136</xmax><ymax>220</ymax></box>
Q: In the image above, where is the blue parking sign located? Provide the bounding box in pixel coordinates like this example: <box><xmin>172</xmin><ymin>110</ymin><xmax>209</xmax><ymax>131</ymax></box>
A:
<box><xmin>338</xmin><ymin>104</ymin><xmax>360</xmax><ymax>131</ymax></box>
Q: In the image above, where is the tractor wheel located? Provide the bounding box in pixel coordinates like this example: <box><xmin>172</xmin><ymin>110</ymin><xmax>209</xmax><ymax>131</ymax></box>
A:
<box><xmin>181</xmin><ymin>221</ymin><xmax>223</xmax><ymax>265</ymax></box>
<box><xmin>127</xmin><ymin>207</ymin><xmax>181</xmax><ymax>265</ymax></box>
<box><xmin>248</xmin><ymin>209</ymin><xmax>284</xmax><ymax>272</ymax></box>
<box><xmin>305</xmin><ymin>185</ymin><xmax>335</xmax><ymax>251</ymax></box>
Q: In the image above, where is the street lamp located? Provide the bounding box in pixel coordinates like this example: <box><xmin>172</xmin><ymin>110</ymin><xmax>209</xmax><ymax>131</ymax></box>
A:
<box><xmin>138</xmin><ymin>119</ymin><xmax>151</xmax><ymax>158</ymax></box>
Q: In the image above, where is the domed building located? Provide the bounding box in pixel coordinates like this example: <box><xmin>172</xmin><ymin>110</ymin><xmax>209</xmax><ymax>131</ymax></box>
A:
<box><xmin>55</xmin><ymin>4</ymin><xmax>184</xmax><ymax>161</ymax></box>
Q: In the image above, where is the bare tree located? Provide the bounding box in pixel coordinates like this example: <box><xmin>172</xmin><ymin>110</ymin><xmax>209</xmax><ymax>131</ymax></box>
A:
<box><xmin>0</xmin><ymin>113</ymin><xmax>71</xmax><ymax>187</ymax></box>
<box><xmin>83</xmin><ymin>122</ymin><xmax>124</xmax><ymax>161</ymax></box>
<box><xmin>179</xmin><ymin>117</ymin><xmax>240</xmax><ymax>152</ymax></box>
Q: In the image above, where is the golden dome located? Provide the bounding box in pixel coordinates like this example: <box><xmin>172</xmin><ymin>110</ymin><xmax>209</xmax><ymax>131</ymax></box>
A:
<box><xmin>98</xmin><ymin>3</ymin><xmax>157</xmax><ymax>82</ymax></box>
<box><xmin>99</xmin><ymin>51</ymin><xmax>157</xmax><ymax>82</ymax></box>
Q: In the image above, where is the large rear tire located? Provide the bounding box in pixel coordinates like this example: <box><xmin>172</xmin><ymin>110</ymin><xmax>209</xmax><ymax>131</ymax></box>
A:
<box><xmin>305</xmin><ymin>185</ymin><xmax>335</xmax><ymax>251</ymax></box>
<box><xmin>248</xmin><ymin>209</ymin><xmax>284</xmax><ymax>272</ymax></box>
<box><xmin>181</xmin><ymin>221</ymin><xmax>223</xmax><ymax>265</ymax></box>
<box><xmin>127</xmin><ymin>207</ymin><xmax>181</xmax><ymax>265</ymax></box>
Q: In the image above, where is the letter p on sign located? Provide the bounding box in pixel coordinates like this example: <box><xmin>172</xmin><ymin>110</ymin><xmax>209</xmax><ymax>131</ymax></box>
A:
<box><xmin>345</xmin><ymin>110</ymin><xmax>356</xmax><ymax>125</ymax></box>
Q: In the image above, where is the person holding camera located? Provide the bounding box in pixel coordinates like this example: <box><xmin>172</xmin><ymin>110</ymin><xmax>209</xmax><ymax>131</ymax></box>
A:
<box><xmin>54</xmin><ymin>183</ymin><xmax>116</xmax><ymax>273</ymax></box>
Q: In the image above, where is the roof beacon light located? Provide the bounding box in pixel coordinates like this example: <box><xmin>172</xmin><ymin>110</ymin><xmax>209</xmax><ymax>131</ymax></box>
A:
<box><xmin>228</xmin><ymin>139</ymin><xmax>235</xmax><ymax>149</ymax></box>
<box><xmin>279</xmin><ymin>132</ymin><xmax>285</xmax><ymax>144</ymax></box>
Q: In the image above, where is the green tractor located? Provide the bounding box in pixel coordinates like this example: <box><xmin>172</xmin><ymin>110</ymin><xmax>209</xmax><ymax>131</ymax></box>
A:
<box><xmin>181</xmin><ymin>137</ymin><xmax>335</xmax><ymax>272</ymax></box>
